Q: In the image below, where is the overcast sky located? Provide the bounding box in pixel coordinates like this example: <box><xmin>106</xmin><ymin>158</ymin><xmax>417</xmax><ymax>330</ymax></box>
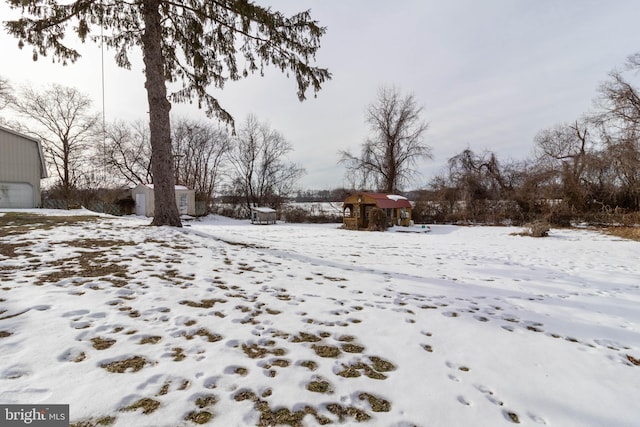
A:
<box><xmin>2</xmin><ymin>0</ymin><xmax>640</xmax><ymax>190</ymax></box>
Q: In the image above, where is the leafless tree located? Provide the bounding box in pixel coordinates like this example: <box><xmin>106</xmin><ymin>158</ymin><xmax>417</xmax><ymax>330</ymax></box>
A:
<box><xmin>102</xmin><ymin>120</ymin><xmax>153</xmax><ymax>187</ymax></box>
<box><xmin>0</xmin><ymin>76</ymin><xmax>12</xmax><ymax>113</ymax></box>
<box><xmin>8</xmin><ymin>83</ymin><xmax>100</xmax><ymax>203</ymax></box>
<box><xmin>228</xmin><ymin>115</ymin><xmax>305</xmax><ymax>212</ymax></box>
<box><xmin>592</xmin><ymin>66</ymin><xmax>640</xmax><ymax>210</ymax></box>
<box><xmin>340</xmin><ymin>86</ymin><xmax>431</xmax><ymax>193</ymax></box>
<box><xmin>172</xmin><ymin>118</ymin><xmax>231</xmax><ymax>205</ymax></box>
<box><xmin>534</xmin><ymin>120</ymin><xmax>593</xmax><ymax>211</ymax></box>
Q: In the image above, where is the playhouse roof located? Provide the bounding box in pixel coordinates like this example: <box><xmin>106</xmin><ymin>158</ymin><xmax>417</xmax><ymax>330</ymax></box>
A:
<box><xmin>344</xmin><ymin>192</ymin><xmax>411</xmax><ymax>209</ymax></box>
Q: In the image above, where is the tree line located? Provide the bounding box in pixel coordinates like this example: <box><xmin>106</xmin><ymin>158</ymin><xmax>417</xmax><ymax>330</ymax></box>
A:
<box><xmin>2</xmin><ymin>58</ymin><xmax>639</xmax><ymax>226</ymax></box>
<box><xmin>415</xmin><ymin>56</ymin><xmax>640</xmax><ymax>226</ymax></box>
<box><xmin>0</xmin><ymin>79</ymin><xmax>304</xmax><ymax>215</ymax></box>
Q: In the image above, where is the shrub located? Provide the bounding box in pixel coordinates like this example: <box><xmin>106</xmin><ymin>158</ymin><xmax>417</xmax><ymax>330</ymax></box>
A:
<box><xmin>514</xmin><ymin>220</ymin><xmax>550</xmax><ymax>238</ymax></box>
<box><xmin>367</xmin><ymin>208</ymin><xmax>387</xmax><ymax>231</ymax></box>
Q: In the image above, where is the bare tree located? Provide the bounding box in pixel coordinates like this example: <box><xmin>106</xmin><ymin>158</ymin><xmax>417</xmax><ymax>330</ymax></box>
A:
<box><xmin>228</xmin><ymin>115</ymin><xmax>305</xmax><ymax>212</ymax></box>
<box><xmin>172</xmin><ymin>118</ymin><xmax>231</xmax><ymax>205</ymax></box>
<box><xmin>102</xmin><ymin>120</ymin><xmax>153</xmax><ymax>186</ymax></box>
<box><xmin>534</xmin><ymin>120</ymin><xmax>593</xmax><ymax>211</ymax></box>
<box><xmin>8</xmin><ymin>84</ymin><xmax>100</xmax><ymax>203</ymax></box>
<box><xmin>0</xmin><ymin>76</ymin><xmax>12</xmax><ymax>112</ymax></box>
<box><xmin>340</xmin><ymin>86</ymin><xmax>431</xmax><ymax>193</ymax></box>
<box><xmin>592</xmin><ymin>67</ymin><xmax>640</xmax><ymax>210</ymax></box>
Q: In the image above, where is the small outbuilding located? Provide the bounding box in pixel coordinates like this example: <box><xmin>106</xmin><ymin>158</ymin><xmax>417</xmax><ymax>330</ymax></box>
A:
<box><xmin>251</xmin><ymin>206</ymin><xmax>277</xmax><ymax>224</ymax></box>
<box><xmin>342</xmin><ymin>192</ymin><xmax>412</xmax><ymax>230</ymax></box>
<box><xmin>132</xmin><ymin>184</ymin><xmax>196</xmax><ymax>217</ymax></box>
<box><xmin>0</xmin><ymin>125</ymin><xmax>48</xmax><ymax>208</ymax></box>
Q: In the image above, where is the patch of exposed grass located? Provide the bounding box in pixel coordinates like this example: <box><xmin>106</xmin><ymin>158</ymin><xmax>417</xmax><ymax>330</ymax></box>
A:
<box><xmin>341</xmin><ymin>343</ymin><xmax>365</xmax><ymax>353</ymax></box>
<box><xmin>307</xmin><ymin>378</ymin><xmax>332</xmax><ymax>394</ymax></box>
<box><xmin>242</xmin><ymin>342</ymin><xmax>286</xmax><ymax>359</ymax></box>
<box><xmin>35</xmin><ymin>250</ymin><xmax>130</xmax><ymax>285</ymax></box>
<box><xmin>157</xmin><ymin>382</ymin><xmax>171</xmax><ymax>396</ymax></box>
<box><xmin>139</xmin><ymin>335</ymin><xmax>162</xmax><ymax>345</ymax></box>
<box><xmin>185</xmin><ymin>328</ymin><xmax>223</xmax><ymax>343</ymax></box>
<box><xmin>91</xmin><ymin>337</ymin><xmax>116</xmax><ymax>350</ymax></box>
<box><xmin>359</xmin><ymin>393</ymin><xmax>391</xmax><ymax>412</ymax></box>
<box><xmin>67</xmin><ymin>238</ymin><xmax>137</xmax><ymax>249</ymax></box>
<box><xmin>180</xmin><ymin>298</ymin><xmax>227</xmax><ymax>308</ymax></box>
<box><xmin>100</xmin><ymin>356</ymin><xmax>149</xmax><ymax>373</ymax></box>
<box><xmin>0</xmin><ymin>213</ymin><xmax>100</xmax><ymax>237</ymax></box>
<box><xmin>312</xmin><ymin>344</ymin><xmax>341</xmax><ymax>358</ymax></box>
<box><xmin>184</xmin><ymin>411</ymin><xmax>213</xmax><ymax>424</ymax></box>
<box><xmin>234</xmin><ymin>367</ymin><xmax>249</xmax><ymax>376</ymax></box>
<box><xmin>195</xmin><ymin>394</ymin><xmax>218</xmax><ymax>408</ymax></box>
<box><xmin>233</xmin><ymin>391</ymin><xmax>332</xmax><ymax>427</ymax></box>
<box><xmin>270</xmin><ymin>359</ymin><xmax>290</xmax><ymax>368</ymax></box>
<box><xmin>172</xmin><ymin>347</ymin><xmax>186</xmax><ymax>361</ymax></box>
<box><xmin>326</xmin><ymin>403</ymin><xmax>371</xmax><ymax>423</ymax></box>
<box><xmin>369</xmin><ymin>356</ymin><xmax>396</xmax><ymax>372</ymax></box>
<box><xmin>120</xmin><ymin>398</ymin><xmax>160</xmax><ymax>414</ymax></box>
<box><xmin>299</xmin><ymin>360</ymin><xmax>318</xmax><ymax>371</ymax></box>
<box><xmin>0</xmin><ymin>330</ymin><xmax>13</xmax><ymax>338</ymax></box>
<box><xmin>70</xmin><ymin>416</ymin><xmax>116</xmax><ymax>427</ymax></box>
<box><xmin>505</xmin><ymin>410</ymin><xmax>520</xmax><ymax>423</ymax></box>
<box><xmin>336</xmin><ymin>359</ymin><xmax>391</xmax><ymax>380</ymax></box>
<box><xmin>0</xmin><ymin>242</ymin><xmax>31</xmax><ymax>258</ymax></box>
<box><xmin>291</xmin><ymin>332</ymin><xmax>322</xmax><ymax>343</ymax></box>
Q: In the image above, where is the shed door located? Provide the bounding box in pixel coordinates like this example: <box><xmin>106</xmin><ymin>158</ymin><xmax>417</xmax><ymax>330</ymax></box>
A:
<box><xmin>0</xmin><ymin>182</ymin><xmax>34</xmax><ymax>208</ymax></box>
<box><xmin>178</xmin><ymin>194</ymin><xmax>188</xmax><ymax>214</ymax></box>
<box><xmin>135</xmin><ymin>193</ymin><xmax>146</xmax><ymax>216</ymax></box>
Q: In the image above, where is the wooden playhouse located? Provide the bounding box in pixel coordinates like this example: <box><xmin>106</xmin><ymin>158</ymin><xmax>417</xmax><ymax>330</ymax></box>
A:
<box><xmin>342</xmin><ymin>192</ymin><xmax>412</xmax><ymax>230</ymax></box>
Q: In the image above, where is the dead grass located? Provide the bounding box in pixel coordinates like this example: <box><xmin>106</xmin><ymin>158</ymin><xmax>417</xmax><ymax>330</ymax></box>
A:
<box><xmin>603</xmin><ymin>226</ymin><xmax>640</xmax><ymax>241</ymax></box>
<box><xmin>91</xmin><ymin>337</ymin><xmax>117</xmax><ymax>350</ymax></box>
<box><xmin>185</xmin><ymin>328</ymin><xmax>223</xmax><ymax>343</ymax></box>
<box><xmin>100</xmin><ymin>356</ymin><xmax>149</xmax><ymax>373</ymax></box>
<box><xmin>0</xmin><ymin>213</ymin><xmax>100</xmax><ymax>237</ymax></box>
<box><xmin>291</xmin><ymin>332</ymin><xmax>322</xmax><ymax>343</ymax></box>
<box><xmin>359</xmin><ymin>393</ymin><xmax>391</xmax><ymax>412</ymax></box>
<box><xmin>311</xmin><ymin>344</ymin><xmax>341</xmax><ymax>358</ymax></box>
<box><xmin>180</xmin><ymin>298</ymin><xmax>227</xmax><ymax>308</ymax></box>
<box><xmin>139</xmin><ymin>336</ymin><xmax>162</xmax><ymax>345</ymax></box>
<box><xmin>184</xmin><ymin>411</ymin><xmax>213</xmax><ymax>424</ymax></box>
<box><xmin>306</xmin><ymin>379</ymin><xmax>333</xmax><ymax>394</ymax></box>
<box><xmin>70</xmin><ymin>416</ymin><xmax>116</xmax><ymax>427</ymax></box>
<box><xmin>120</xmin><ymin>398</ymin><xmax>160</xmax><ymax>414</ymax></box>
<box><xmin>234</xmin><ymin>391</ymin><xmax>333</xmax><ymax>426</ymax></box>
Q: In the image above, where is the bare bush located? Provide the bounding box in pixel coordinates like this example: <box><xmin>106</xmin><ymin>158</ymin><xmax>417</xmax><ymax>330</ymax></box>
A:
<box><xmin>513</xmin><ymin>220</ymin><xmax>550</xmax><ymax>238</ymax></box>
<box><xmin>367</xmin><ymin>208</ymin><xmax>388</xmax><ymax>231</ymax></box>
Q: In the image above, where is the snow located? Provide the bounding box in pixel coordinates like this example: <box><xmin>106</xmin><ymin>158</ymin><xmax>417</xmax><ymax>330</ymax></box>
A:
<box><xmin>1</xmin><ymin>209</ymin><xmax>639</xmax><ymax>427</ymax></box>
<box><xmin>251</xmin><ymin>207</ymin><xmax>277</xmax><ymax>213</ymax></box>
<box><xmin>385</xmin><ymin>195</ymin><xmax>408</xmax><ymax>202</ymax></box>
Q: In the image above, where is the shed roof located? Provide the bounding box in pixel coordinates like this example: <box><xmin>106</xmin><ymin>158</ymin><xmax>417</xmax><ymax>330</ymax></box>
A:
<box><xmin>139</xmin><ymin>184</ymin><xmax>191</xmax><ymax>191</ymax></box>
<box><xmin>251</xmin><ymin>206</ymin><xmax>276</xmax><ymax>213</ymax></box>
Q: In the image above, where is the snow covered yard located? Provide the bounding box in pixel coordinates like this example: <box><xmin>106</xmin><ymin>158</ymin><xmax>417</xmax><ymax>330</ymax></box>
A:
<box><xmin>0</xmin><ymin>210</ymin><xmax>639</xmax><ymax>427</ymax></box>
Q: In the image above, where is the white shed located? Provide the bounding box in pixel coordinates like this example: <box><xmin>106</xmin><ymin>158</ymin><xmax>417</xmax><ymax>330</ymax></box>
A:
<box><xmin>251</xmin><ymin>206</ymin><xmax>277</xmax><ymax>224</ymax></box>
<box><xmin>0</xmin><ymin>125</ymin><xmax>48</xmax><ymax>208</ymax></box>
<box><xmin>132</xmin><ymin>184</ymin><xmax>196</xmax><ymax>217</ymax></box>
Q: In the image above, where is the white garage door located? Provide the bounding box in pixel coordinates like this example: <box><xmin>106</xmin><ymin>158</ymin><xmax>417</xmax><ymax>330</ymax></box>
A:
<box><xmin>0</xmin><ymin>182</ymin><xmax>34</xmax><ymax>208</ymax></box>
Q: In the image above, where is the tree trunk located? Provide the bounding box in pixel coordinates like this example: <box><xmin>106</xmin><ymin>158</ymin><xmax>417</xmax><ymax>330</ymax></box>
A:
<box><xmin>141</xmin><ymin>0</ymin><xmax>182</xmax><ymax>227</ymax></box>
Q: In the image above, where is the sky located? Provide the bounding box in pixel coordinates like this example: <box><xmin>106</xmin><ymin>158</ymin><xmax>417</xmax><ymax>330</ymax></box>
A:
<box><xmin>2</xmin><ymin>1</ymin><xmax>640</xmax><ymax>190</ymax></box>
<box><xmin>1</xmin><ymin>209</ymin><xmax>639</xmax><ymax>426</ymax></box>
